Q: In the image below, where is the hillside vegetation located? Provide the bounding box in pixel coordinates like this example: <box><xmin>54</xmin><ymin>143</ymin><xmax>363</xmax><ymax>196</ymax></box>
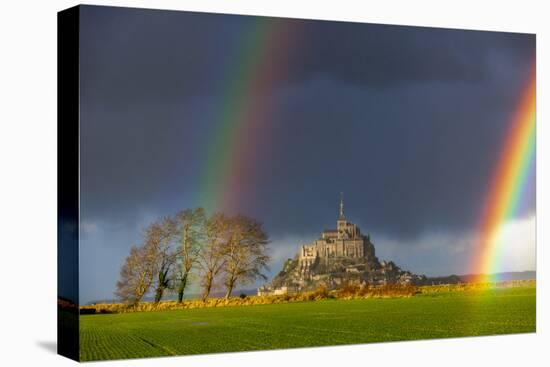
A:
<box><xmin>80</xmin><ymin>280</ymin><xmax>534</xmax><ymax>314</ymax></box>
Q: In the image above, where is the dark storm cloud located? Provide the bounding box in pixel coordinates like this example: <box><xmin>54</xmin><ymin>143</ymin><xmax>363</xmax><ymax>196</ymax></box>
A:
<box><xmin>77</xmin><ymin>5</ymin><xmax>535</xmax><ymax>302</ymax></box>
<box><xmin>240</xmin><ymin>75</ymin><xmax>535</xmax><ymax>239</ymax></box>
<box><xmin>79</xmin><ymin>5</ymin><xmax>535</xmax><ymax>228</ymax></box>
<box><xmin>290</xmin><ymin>21</ymin><xmax>534</xmax><ymax>87</ymax></box>
<box><xmin>79</xmin><ymin>6</ymin><xmax>534</xmax><ymax>104</ymax></box>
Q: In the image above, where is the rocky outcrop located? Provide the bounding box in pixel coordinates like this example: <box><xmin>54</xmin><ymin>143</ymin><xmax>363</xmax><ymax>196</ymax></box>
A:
<box><xmin>259</xmin><ymin>255</ymin><xmax>427</xmax><ymax>295</ymax></box>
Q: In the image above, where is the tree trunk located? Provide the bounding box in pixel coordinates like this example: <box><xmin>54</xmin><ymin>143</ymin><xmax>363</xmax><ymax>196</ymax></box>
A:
<box><xmin>202</xmin><ymin>274</ymin><xmax>213</xmax><ymax>301</ymax></box>
<box><xmin>225</xmin><ymin>279</ymin><xmax>236</xmax><ymax>299</ymax></box>
<box><xmin>154</xmin><ymin>285</ymin><xmax>165</xmax><ymax>303</ymax></box>
<box><xmin>177</xmin><ymin>272</ymin><xmax>189</xmax><ymax>303</ymax></box>
<box><xmin>154</xmin><ymin>268</ymin><xmax>169</xmax><ymax>303</ymax></box>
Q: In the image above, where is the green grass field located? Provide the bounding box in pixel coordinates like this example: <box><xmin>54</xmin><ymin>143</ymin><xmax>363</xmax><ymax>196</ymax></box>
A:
<box><xmin>80</xmin><ymin>286</ymin><xmax>536</xmax><ymax>361</ymax></box>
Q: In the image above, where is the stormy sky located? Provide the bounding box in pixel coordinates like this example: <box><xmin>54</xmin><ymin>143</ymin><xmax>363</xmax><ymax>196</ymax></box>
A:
<box><xmin>77</xmin><ymin>5</ymin><xmax>536</xmax><ymax>304</ymax></box>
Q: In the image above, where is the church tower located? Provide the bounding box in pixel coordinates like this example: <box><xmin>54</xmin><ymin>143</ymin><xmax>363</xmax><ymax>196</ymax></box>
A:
<box><xmin>337</xmin><ymin>192</ymin><xmax>347</xmax><ymax>232</ymax></box>
<box><xmin>339</xmin><ymin>192</ymin><xmax>345</xmax><ymax>219</ymax></box>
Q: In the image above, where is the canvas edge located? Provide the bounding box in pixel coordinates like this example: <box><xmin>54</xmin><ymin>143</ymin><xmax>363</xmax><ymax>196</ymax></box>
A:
<box><xmin>57</xmin><ymin>4</ymin><xmax>80</xmax><ymax>362</ymax></box>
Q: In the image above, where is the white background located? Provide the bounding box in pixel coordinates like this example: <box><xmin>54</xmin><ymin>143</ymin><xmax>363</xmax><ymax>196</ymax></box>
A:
<box><xmin>0</xmin><ymin>0</ymin><xmax>548</xmax><ymax>366</ymax></box>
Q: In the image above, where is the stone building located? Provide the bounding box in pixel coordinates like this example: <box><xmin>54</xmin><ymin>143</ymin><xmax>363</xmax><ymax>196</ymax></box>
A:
<box><xmin>298</xmin><ymin>194</ymin><xmax>375</xmax><ymax>271</ymax></box>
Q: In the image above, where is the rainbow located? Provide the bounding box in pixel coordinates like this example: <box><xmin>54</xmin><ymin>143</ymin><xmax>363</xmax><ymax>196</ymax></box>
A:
<box><xmin>197</xmin><ymin>17</ymin><xmax>300</xmax><ymax>213</ymax></box>
<box><xmin>472</xmin><ymin>68</ymin><xmax>536</xmax><ymax>281</ymax></box>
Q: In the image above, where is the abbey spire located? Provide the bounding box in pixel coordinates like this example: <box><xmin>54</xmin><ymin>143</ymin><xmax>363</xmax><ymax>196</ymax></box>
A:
<box><xmin>339</xmin><ymin>192</ymin><xmax>345</xmax><ymax>220</ymax></box>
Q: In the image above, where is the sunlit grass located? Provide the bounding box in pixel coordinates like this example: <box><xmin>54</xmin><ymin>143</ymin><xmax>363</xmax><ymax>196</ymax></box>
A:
<box><xmin>80</xmin><ymin>281</ymin><xmax>535</xmax><ymax>361</ymax></box>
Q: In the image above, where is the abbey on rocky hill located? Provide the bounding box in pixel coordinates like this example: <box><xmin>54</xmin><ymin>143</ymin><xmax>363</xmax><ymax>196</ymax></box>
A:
<box><xmin>299</xmin><ymin>193</ymin><xmax>375</xmax><ymax>267</ymax></box>
<box><xmin>258</xmin><ymin>194</ymin><xmax>427</xmax><ymax>295</ymax></box>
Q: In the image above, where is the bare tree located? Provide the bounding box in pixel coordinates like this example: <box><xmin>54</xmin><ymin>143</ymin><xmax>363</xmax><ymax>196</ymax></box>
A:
<box><xmin>115</xmin><ymin>244</ymin><xmax>156</xmax><ymax>306</ymax></box>
<box><xmin>173</xmin><ymin>207</ymin><xmax>206</xmax><ymax>302</ymax></box>
<box><xmin>115</xmin><ymin>208</ymin><xmax>270</xmax><ymax>305</ymax></box>
<box><xmin>197</xmin><ymin>213</ymin><xmax>230</xmax><ymax>301</ymax></box>
<box><xmin>146</xmin><ymin>217</ymin><xmax>177</xmax><ymax>303</ymax></box>
<box><xmin>223</xmin><ymin>215</ymin><xmax>270</xmax><ymax>298</ymax></box>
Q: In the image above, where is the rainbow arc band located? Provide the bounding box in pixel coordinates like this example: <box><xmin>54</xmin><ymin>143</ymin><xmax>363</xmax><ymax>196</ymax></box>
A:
<box><xmin>197</xmin><ymin>18</ymin><xmax>300</xmax><ymax>213</ymax></box>
<box><xmin>473</xmin><ymin>68</ymin><xmax>536</xmax><ymax>281</ymax></box>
